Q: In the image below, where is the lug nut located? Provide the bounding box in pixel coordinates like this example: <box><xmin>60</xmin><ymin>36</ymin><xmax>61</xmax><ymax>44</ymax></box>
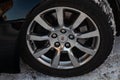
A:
<box><xmin>51</xmin><ymin>33</ymin><xmax>57</xmax><ymax>38</ymax></box>
<box><xmin>65</xmin><ymin>42</ymin><xmax>71</xmax><ymax>48</ymax></box>
<box><xmin>69</xmin><ymin>34</ymin><xmax>75</xmax><ymax>40</ymax></box>
<box><xmin>54</xmin><ymin>42</ymin><xmax>60</xmax><ymax>47</ymax></box>
<box><xmin>60</xmin><ymin>29</ymin><xmax>66</xmax><ymax>34</ymax></box>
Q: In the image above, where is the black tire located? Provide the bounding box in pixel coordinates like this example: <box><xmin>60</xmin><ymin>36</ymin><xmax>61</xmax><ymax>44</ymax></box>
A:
<box><xmin>18</xmin><ymin>0</ymin><xmax>114</xmax><ymax>77</ymax></box>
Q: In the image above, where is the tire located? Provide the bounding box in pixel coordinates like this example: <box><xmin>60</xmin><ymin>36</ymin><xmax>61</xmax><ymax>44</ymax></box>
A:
<box><xmin>18</xmin><ymin>0</ymin><xmax>114</xmax><ymax>77</ymax></box>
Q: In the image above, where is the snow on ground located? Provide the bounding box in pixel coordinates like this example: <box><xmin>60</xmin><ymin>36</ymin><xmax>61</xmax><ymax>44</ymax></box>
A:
<box><xmin>0</xmin><ymin>37</ymin><xmax>120</xmax><ymax>80</ymax></box>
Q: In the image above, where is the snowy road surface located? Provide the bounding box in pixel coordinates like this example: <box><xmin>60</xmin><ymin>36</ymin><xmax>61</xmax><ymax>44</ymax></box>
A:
<box><xmin>0</xmin><ymin>37</ymin><xmax>120</xmax><ymax>80</ymax></box>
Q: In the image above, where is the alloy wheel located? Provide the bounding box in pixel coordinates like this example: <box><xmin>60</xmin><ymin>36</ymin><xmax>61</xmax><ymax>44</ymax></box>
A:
<box><xmin>26</xmin><ymin>7</ymin><xmax>100</xmax><ymax>69</ymax></box>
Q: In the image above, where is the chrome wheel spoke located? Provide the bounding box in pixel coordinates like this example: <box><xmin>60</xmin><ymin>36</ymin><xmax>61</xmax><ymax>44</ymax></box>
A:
<box><xmin>68</xmin><ymin>51</ymin><xmax>79</xmax><ymax>67</ymax></box>
<box><xmin>75</xmin><ymin>43</ymin><xmax>95</xmax><ymax>56</ymax></box>
<box><xmin>28</xmin><ymin>34</ymin><xmax>49</xmax><ymax>41</ymax></box>
<box><xmin>77</xmin><ymin>30</ymin><xmax>99</xmax><ymax>39</ymax></box>
<box><xmin>33</xmin><ymin>47</ymin><xmax>51</xmax><ymax>58</ymax></box>
<box><xmin>56</xmin><ymin>7</ymin><xmax>64</xmax><ymax>27</ymax></box>
<box><xmin>72</xmin><ymin>13</ymin><xmax>87</xmax><ymax>29</ymax></box>
<box><xmin>34</xmin><ymin>15</ymin><xmax>54</xmax><ymax>31</ymax></box>
<box><xmin>52</xmin><ymin>49</ymin><xmax>61</xmax><ymax>68</ymax></box>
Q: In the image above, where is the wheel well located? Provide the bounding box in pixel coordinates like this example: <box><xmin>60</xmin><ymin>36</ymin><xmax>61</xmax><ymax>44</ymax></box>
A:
<box><xmin>107</xmin><ymin>0</ymin><xmax>120</xmax><ymax>36</ymax></box>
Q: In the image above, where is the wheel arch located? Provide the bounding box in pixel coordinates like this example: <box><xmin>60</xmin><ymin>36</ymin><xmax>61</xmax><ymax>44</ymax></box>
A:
<box><xmin>26</xmin><ymin>0</ymin><xmax>47</xmax><ymax>18</ymax></box>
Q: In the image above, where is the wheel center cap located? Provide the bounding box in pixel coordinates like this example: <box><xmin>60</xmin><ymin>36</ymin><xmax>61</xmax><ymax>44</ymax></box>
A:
<box><xmin>58</xmin><ymin>35</ymin><xmax>68</xmax><ymax>42</ymax></box>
